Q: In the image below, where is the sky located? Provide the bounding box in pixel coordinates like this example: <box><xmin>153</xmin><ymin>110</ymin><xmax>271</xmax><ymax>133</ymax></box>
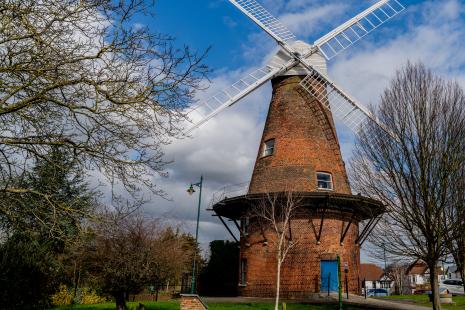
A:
<box><xmin>118</xmin><ymin>0</ymin><xmax>465</xmax><ymax>262</ymax></box>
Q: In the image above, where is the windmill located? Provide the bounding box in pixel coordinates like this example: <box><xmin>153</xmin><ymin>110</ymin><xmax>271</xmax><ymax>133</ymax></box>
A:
<box><xmin>187</xmin><ymin>0</ymin><xmax>405</xmax><ymax>298</ymax></box>
<box><xmin>187</xmin><ymin>0</ymin><xmax>404</xmax><ymax>136</ymax></box>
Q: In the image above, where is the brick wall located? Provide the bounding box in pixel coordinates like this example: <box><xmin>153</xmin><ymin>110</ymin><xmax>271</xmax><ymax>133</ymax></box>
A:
<box><xmin>180</xmin><ymin>294</ymin><xmax>208</xmax><ymax>310</ymax></box>
<box><xmin>240</xmin><ymin>75</ymin><xmax>361</xmax><ymax>298</ymax></box>
<box><xmin>239</xmin><ymin>215</ymin><xmax>361</xmax><ymax>298</ymax></box>
<box><xmin>249</xmin><ymin>75</ymin><xmax>351</xmax><ymax>195</ymax></box>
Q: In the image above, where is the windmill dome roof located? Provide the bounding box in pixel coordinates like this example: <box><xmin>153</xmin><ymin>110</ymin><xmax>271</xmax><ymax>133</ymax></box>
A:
<box><xmin>269</xmin><ymin>40</ymin><xmax>327</xmax><ymax>77</ymax></box>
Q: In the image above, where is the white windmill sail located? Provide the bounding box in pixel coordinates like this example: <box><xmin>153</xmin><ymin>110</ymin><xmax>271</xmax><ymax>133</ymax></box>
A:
<box><xmin>229</xmin><ymin>0</ymin><xmax>296</xmax><ymax>45</ymax></box>
<box><xmin>185</xmin><ymin>65</ymin><xmax>282</xmax><ymax>133</ymax></box>
<box><xmin>314</xmin><ymin>0</ymin><xmax>405</xmax><ymax>60</ymax></box>
<box><xmin>186</xmin><ymin>0</ymin><xmax>405</xmax><ymax>138</ymax></box>
<box><xmin>299</xmin><ymin>68</ymin><xmax>394</xmax><ymax>139</ymax></box>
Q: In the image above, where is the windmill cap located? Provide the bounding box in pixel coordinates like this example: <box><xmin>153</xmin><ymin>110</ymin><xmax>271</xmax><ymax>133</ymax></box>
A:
<box><xmin>269</xmin><ymin>40</ymin><xmax>327</xmax><ymax>77</ymax></box>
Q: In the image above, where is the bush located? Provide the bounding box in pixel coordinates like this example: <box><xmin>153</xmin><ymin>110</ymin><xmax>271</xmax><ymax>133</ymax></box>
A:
<box><xmin>80</xmin><ymin>288</ymin><xmax>107</xmax><ymax>304</ymax></box>
<box><xmin>51</xmin><ymin>285</ymin><xmax>73</xmax><ymax>306</ymax></box>
<box><xmin>51</xmin><ymin>285</ymin><xmax>107</xmax><ymax>306</ymax></box>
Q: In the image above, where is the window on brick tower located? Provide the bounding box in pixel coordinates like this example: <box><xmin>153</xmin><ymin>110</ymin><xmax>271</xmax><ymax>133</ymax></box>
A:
<box><xmin>240</xmin><ymin>258</ymin><xmax>247</xmax><ymax>286</ymax></box>
<box><xmin>262</xmin><ymin>139</ymin><xmax>275</xmax><ymax>157</ymax></box>
<box><xmin>317</xmin><ymin>172</ymin><xmax>333</xmax><ymax>190</ymax></box>
<box><xmin>240</xmin><ymin>217</ymin><xmax>249</xmax><ymax>236</ymax></box>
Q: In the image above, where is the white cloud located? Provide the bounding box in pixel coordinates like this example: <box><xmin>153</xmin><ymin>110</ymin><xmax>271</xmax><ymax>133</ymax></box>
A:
<box><xmin>279</xmin><ymin>3</ymin><xmax>348</xmax><ymax>39</ymax></box>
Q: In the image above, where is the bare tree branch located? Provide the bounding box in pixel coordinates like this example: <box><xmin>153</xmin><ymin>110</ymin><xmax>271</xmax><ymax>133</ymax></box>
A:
<box><xmin>0</xmin><ymin>0</ymin><xmax>209</xmax><ymax>233</ymax></box>
<box><xmin>350</xmin><ymin>62</ymin><xmax>465</xmax><ymax>309</ymax></box>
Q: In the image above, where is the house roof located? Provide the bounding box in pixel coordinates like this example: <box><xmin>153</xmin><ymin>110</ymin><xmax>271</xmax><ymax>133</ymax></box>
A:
<box><xmin>406</xmin><ymin>259</ymin><xmax>442</xmax><ymax>275</ymax></box>
<box><xmin>407</xmin><ymin>260</ymin><xmax>428</xmax><ymax>275</ymax></box>
<box><xmin>360</xmin><ymin>263</ymin><xmax>384</xmax><ymax>281</ymax></box>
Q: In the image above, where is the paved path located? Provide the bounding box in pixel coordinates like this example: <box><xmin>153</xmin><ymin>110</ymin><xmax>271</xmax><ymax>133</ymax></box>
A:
<box><xmin>204</xmin><ymin>294</ymin><xmax>432</xmax><ymax>310</ymax></box>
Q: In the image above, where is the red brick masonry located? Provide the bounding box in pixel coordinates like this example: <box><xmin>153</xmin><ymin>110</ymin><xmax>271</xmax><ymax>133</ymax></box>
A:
<box><xmin>249</xmin><ymin>75</ymin><xmax>351</xmax><ymax>195</ymax></box>
<box><xmin>242</xmin><ymin>75</ymin><xmax>363</xmax><ymax>298</ymax></box>
<box><xmin>239</xmin><ymin>216</ymin><xmax>361</xmax><ymax>298</ymax></box>
<box><xmin>180</xmin><ymin>294</ymin><xmax>208</xmax><ymax>310</ymax></box>
<box><xmin>213</xmin><ymin>75</ymin><xmax>383</xmax><ymax>298</ymax></box>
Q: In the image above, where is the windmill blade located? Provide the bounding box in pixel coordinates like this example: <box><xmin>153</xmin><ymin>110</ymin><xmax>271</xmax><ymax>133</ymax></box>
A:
<box><xmin>314</xmin><ymin>0</ymin><xmax>405</xmax><ymax>60</ymax></box>
<box><xmin>299</xmin><ymin>68</ymin><xmax>394</xmax><ymax>139</ymax></box>
<box><xmin>185</xmin><ymin>65</ymin><xmax>282</xmax><ymax>133</ymax></box>
<box><xmin>229</xmin><ymin>0</ymin><xmax>296</xmax><ymax>46</ymax></box>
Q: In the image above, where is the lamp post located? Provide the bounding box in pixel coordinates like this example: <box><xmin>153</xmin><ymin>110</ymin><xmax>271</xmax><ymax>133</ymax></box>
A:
<box><xmin>187</xmin><ymin>176</ymin><xmax>203</xmax><ymax>294</ymax></box>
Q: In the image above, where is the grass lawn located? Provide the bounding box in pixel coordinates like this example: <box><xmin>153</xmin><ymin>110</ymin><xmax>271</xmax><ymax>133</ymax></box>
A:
<box><xmin>208</xmin><ymin>303</ymin><xmax>366</xmax><ymax>310</ymax></box>
<box><xmin>379</xmin><ymin>294</ymin><xmax>465</xmax><ymax>309</ymax></box>
<box><xmin>52</xmin><ymin>301</ymin><xmax>366</xmax><ymax>310</ymax></box>
<box><xmin>51</xmin><ymin>302</ymin><xmax>179</xmax><ymax>310</ymax></box>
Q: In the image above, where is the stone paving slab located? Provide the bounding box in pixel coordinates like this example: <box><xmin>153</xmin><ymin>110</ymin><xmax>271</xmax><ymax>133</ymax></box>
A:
<box><xmin>203</xmin><ymin>294</ymin><xmax>432</xmax><ymax>310</ymax></box>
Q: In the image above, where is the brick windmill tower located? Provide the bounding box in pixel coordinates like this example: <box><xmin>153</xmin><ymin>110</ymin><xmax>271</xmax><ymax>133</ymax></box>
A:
<box><xmin>187</xmin><ymin>0</ymin><xmax>405</xmax><ymax>298</ymax></box>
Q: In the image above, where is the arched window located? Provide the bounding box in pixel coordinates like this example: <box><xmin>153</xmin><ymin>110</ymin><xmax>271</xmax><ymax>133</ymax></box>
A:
<box><xmin>317</xmin><ymin>172</ymin><xmax>333</xmax><ymax>190</ymax></box>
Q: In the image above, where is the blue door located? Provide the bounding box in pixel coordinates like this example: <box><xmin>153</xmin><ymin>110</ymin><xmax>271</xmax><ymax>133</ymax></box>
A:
<box><xmin>321</xmin><ymin>260</ymin><xmax>338</xmax><ymax>292</ymax></box>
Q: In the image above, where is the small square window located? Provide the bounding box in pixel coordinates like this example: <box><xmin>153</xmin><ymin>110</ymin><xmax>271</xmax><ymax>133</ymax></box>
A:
<box><xmin>262</xmin><ymin>139</ymin><xmax>275</xmax><ymax>157</ymax></box>
<box><xmin>317</xmin><ymin>172</ymin><xmax>333</xmax><ymax>190</ymax></box>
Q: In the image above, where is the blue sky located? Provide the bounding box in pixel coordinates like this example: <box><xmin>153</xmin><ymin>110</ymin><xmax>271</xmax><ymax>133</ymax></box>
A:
<box><xmin>151</xmin><ymin>0</ymin><xmax>423</xmax><ymax>70</ymax></box>
<box><xmin>116</xmin><ymin>0</ymin><xmax>465</xmax><ymax>262</ymax></box>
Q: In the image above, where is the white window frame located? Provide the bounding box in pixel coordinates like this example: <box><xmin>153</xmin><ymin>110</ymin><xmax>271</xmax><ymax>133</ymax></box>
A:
<box><xmin>262</xmin><ymin>139</ymin><xmax>275</xmax><ymax>157</ymax></box>
<box><xmin>317</xmin><ymin>172</ymin><xmax>333</xmax><ymax>190</ymax></box>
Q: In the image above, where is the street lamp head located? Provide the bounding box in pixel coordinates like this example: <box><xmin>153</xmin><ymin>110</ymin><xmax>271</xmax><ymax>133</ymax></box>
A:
<box><xmin>187</xmin><ymin>184</ymin><xmax>195</xmax><ymax>195</ymax></box>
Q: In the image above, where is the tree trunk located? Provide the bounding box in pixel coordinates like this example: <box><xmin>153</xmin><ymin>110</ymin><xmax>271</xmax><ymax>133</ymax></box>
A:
<box><xmin>73</xmin><ymin>261</ymin><xmax>78</xmax><ymax>299</ymax></box>
<box><xmin>458</xmin><ymin>241</ymin><xmax>465</xmax><ymax>294</ymax></box>
<box><xmin>115</xmin><ymin>292</ymin><xmax>127</xmax><ymax>310</ymax></box>
<box><xmin>460</xmin><ymin>267</ymin><xmax>465</xmax><ymax>294</ymax></box>
<box><xmin>428</xmin><ymin>263</ymin><xmax>441</xmax><ymax>310</ymax></box>
<box><xmin>275</xmin><ymin>259</ymin><xmax>281</xmax><ymax>310</ymax></box>
<box><xmin>399</xmin><ymin>276</ymin><xmax>403</xmax><ymax>295</ymax></box>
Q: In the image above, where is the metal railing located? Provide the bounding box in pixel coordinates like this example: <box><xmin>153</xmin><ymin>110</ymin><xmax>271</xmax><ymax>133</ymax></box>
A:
<box><xmin>209</xmin><ymin>181</ymin><xmax>250</xmax><ymax>208</ymax></box>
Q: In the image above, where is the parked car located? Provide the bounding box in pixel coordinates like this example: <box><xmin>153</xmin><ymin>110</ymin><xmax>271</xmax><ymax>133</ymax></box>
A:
<box><xmin>367</xmin><ymin>288</ymin><xmax>389</xmax><ymax>297</ymax></box>
<box><xmin>440</xmin><ymin>279</ymin><xmax>464</xmax><ymax>296</ymax></box>
<box><xmin>414</xmin><ymin>289</ymin><xmax>432</xmax><ymax>295</ymax></box>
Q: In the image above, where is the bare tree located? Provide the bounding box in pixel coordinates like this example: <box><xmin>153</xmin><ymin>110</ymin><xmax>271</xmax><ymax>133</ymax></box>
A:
<box><xmin>350</xmin><ymin>63</ymin><xmax>465</xmax><ymax>310</ymax></box>
<box><xmin>250</xmin><ymin>192</ymin><xmax>300</xmax><ymax>310</ymax></box>
<box><xmin>385</xmin><ymin>262</ymin><xmax>410</xmax><ymax>295</ymax></box>
<box><xmin>82</xmin><ymin>210</ymin><xmax>193</xmax><ymax>310</ymax></box>
<box><xmin>444</xmin><ymin>165</ymin><xmax>465</xmax><ymax>293</ymax></box>
<box><xmin>0</xmin><ymin>1</ymin><xmax>208</xmax><ymax>234</ymax></box>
